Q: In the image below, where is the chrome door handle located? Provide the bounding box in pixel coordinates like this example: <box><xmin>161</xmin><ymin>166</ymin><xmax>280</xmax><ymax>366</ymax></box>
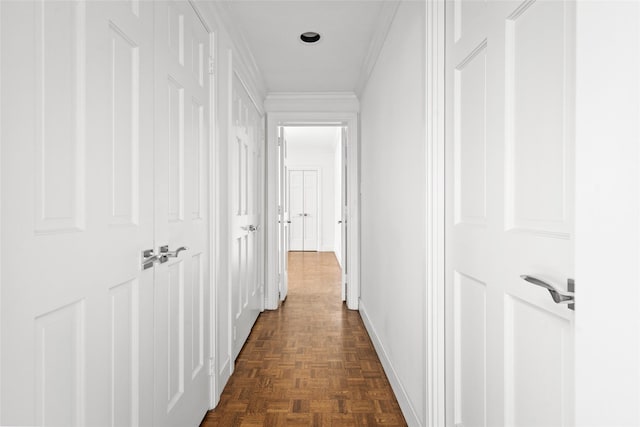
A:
<box><xmin>338</xmin><ymin>220</ymin><xmax>342</xmax><ymax>224</ymax></box>
<box><xmin>142</xmin><ymin>249</ymin><xmax>159</xmax><ymax>270</ymax></box>
<box><xmin>159</xmin><ymin>245</ymin><xmax>188</xmax><ymax>263</ymax></box>
<box><xmin>248</xmin><ymin>225</ymin><xmax>257</xmax><ymax>232</ymax></box>
<box><xmin>521</xmin><ymin>275</ymin><xmax>575</xmax><ymax>309</ymax></box>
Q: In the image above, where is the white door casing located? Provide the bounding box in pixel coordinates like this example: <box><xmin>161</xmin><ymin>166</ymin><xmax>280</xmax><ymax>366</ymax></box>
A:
<box><xmin>340</xmin><ymin>127</ymin><xmax>348</xmax><ymax>302</ymax></box>
<box><xmin>153</xmin><ymin>2</ymin><xmax>211</xmax><ymax>426</ymax></box>
<box><xmin>445</xmin><ymin>2</ymin><xmax>575</xmax><ymax>427</ymax></box>
<box><xmin>278</xmin><ymin>127</ymin><xmax>289</xmax><ymax>302</ymax></box>
<box><xmin>265</xmin><ymin>111</ymin><xmax>359</xmax><ymax>311</ymax></box>
<box><xmin>0</xmin><ymin>1</ymin><xmax>156</xmax><ymax>425</ymax></box>
<box><xmin>288</xmin><ymin>169</ymin><xmax>319</xmax><ymax>252</ymax></box>
<box><xmin>230</xmin><ymin>72</ymin><xmax>263</xmax><ymax>361</ymax></box>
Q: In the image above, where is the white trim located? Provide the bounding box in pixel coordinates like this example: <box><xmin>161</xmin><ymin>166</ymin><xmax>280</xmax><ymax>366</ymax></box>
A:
<box><xmin>359</xmin><ymin>301</ymin><xmax>421</xmax><ymax>427</ymax></box>
<box><xmin>425</xmin><ymin>1</ymin><xmax>446</xmax><ymax>426</ymax></box>
<box><xmin>265</xmin><ymin>111</ymin><xmax>360</xmax><ymax>310</ymax></box>
<box><xmin>355</xmin><ymin>1</ymin><xmax>400</xmax><ymax>96</ymax></box>
<box><xmin>226</xmin><ymin>48</ymin><xmax>234</xmax><ymax>377</ymax></box>
<box><xmin>206</xmin><ymin>28</ymin><xmax>218</xmax><ymax>409</ymax></box>
<box><xmin>195</xmin><ymin>2</ymin><xmax>267</xmax><ymax>106</ymax></box>
<box><xmin>264</xmin><ymin>92</ymin><xmax>359</xmax><ymax>113</ymax></box>
<box><xmin>0</xmin><ymin>1</ymin><xmax>3</xmax><ymax>418</ymax></box>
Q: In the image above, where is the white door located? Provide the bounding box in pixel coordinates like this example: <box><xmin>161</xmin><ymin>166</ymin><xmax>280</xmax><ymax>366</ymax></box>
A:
<box><xmin>288</xmin><ymin>169</ymin><xmax>318</xmax><ymax>252</ymax></box>
<box><xmin>230</xmin><ymin>74</ymin><xmax>262</xmax><ymax>361</ymax></box>
<box><xmin>278</xmin><ymin>127</ymin><xmax>289</xmax><ymax>301</ymax></box>
<box><xmin>288</xmin><ymin>170</ymin><xmax>304</xmax><ymax>251</ymax></box>
<box><xmin>302</xmin><ymin>170</ymin><xmax>318</xmax><ymax>251</ymax></box>
<box><xmin>0</xmin><ymin>1</ymin><xmax>156</xmax><ymax>425</ymax></box>
<box><xmin>153</xmin><ymin>2</ymin><xmax>210</xmax><ymax>426</ymax></box>
<box><xmin>446</xmin><ymin>2</ymin><xmax>575</xmax><ymax>427</ymax></box>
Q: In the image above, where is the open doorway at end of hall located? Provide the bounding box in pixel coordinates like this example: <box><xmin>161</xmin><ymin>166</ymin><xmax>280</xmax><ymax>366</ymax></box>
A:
<box><xmin>278</xmin><ymin>125</ymin><xmax>347</xmax><ymax>301</ymax></box>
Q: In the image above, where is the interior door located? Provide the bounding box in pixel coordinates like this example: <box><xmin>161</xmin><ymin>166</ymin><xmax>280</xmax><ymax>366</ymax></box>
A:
<box><xmin>288</xmin><ymin>169</ymin><xmax>318</xmax><ymax>252</ymax></box>
<box><xmin>153</xmin><ymin>2</ymin><xmax>210</xmax><ymax>426</ymax></box>
<box><xmin>288</xmin><ymin>170</ymin><xmax>304</xmax><ymax>251</ymax></box>
<box><xmin>0</xmin><ymin>1</ymin><xmax>155</xmax><ymax>425</ymax></box>
<box><xmin>278</xmin><ymin>127</ymin><xmax>289</xmax><ymax>301</ymax></box>
<box><xmin>445</xmin><ymin>2</ymin><xmax>575</xmax><ymax>427</ymax></box>
<box><xmin>302</xmin><ymin>170</ymin><xmax>318</xmax><ymax>251</ymax></box>
<box><xmin>230</xmin><ymin>74</ymin><xmax>262</xmax><ymax>361</ymax></box>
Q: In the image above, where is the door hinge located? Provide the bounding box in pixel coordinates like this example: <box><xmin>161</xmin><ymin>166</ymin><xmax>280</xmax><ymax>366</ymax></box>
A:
<box><xmin>208</xmin><ymin>358</ymin><xmax>215</xmax><ymax>376</ymax></box>
<box><xmin>208</xmin><ymin>57</ymin><xmax>214</xmax><ymax>75</ymax></box>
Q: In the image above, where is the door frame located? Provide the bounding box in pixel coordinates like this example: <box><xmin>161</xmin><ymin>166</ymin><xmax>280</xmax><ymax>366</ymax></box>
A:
<box><xmin>265</xmin><ymin>112</ymin><xmax>360</xmax><ymax>310</ymax></box>
<box><xmin>287</xmin><ymin>167</ymin><xmax>321</xmax><ymax>252</ymax></box>
<box><xmin>426</xmin><ymin>1</ymin><xmax>640</xmax><ymax>426</ymax></box>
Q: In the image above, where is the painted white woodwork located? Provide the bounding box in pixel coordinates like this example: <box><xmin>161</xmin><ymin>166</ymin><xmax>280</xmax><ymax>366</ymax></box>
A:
<box><xmin>358</xmin><ymin>2</ymin><xmax>426</xmax><ymax>425</ymax></box>
<box><xmin>334</xmin><ymin>130</ymin><xmax>343</xmax><ymax>266</ymax></box>
<box><xmin>1</xmin><ymin>1</ymin><xmax>155</xmax><ymax>425</ymax></box>
<box><xmin>574</xmin><ymin>2</ymin><xmax>640</xmax><ymax>425</ymax></box>
<box><xmin>278</xmin><ymin>127</ymin><xmax>289</xmax><ymax>302</ymax></box>
<box><xmin>287</xmin><ymin>169</ymin><xmax>319</xmax><ymax>252</ymax></box>
<box><xmin>230</xmin><ymin>72</ymin><xmax>263</xmax><ymax>361</ymax></box>
<box><xmin>339</xmin><ymin>127</ymin><xmax>348</xmax><ymax>301</ymax></box>
<box><xmin>265</xmin><ymin>111</ymin><xmax>359</xmax><ymax>311</ymax></box>
<box><xmin>265</xmin><ymin>92</ymin><xmax>359</xmax><ymax>113</ymax></box>
<box><xmin>424</xmin><ymin>1</ymin><xmax>447</xmax><ymax>426</ymax></box>
<box><xmin>153</xmin><ymin>2</ymin><xmax>210</xmax><ymax>426</ymax></box>
<box><xmin>445</xmin><ymin>1</ymin><xmax>575</xmax><ymax>426</ymax></box>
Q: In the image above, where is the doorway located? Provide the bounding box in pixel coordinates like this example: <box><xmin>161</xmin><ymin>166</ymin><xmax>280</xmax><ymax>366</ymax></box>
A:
<box><xmin>265</xmin><ymin>112</ymin><xmax>359</xmax><ymax>311</ymax></box>
<box><xmin>279</xmin><ymin>126</ymin><xmax>344</xmax><ymax>302</ymax></box>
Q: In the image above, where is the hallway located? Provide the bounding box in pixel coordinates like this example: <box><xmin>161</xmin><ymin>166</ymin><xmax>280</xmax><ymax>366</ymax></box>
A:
<box><xmin>202</xmin><ymin>252</ymin><xmax>406</xmax><ymax>426</ymax></box>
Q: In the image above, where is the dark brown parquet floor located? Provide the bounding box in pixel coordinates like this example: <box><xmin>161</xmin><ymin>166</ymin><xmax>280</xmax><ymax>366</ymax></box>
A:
<box><xmin>200</xmin><ymin>252</ymin><xmax>407</xmax><ymax>427</ymax></box>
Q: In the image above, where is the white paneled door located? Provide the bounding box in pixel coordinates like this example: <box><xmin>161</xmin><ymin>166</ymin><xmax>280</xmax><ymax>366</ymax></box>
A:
<box><xmin>0</xmin><ymin>2</ymin><xmax>210</xmax><ymax>426</ymax></box>
<box><xmin>153</xmin><ymin>2</ymin><xmax>210</xmax><ymax>426</ymax></box>
<box><xmin>230</xmin><ymin>74</ymin><xmax>263</xmax><ymax>361</ymax></box>
<box><xmin>288</xmin><ymin>169</ymin><xmax>318</xmax><ymax>252</ymax></box>
<box><xmin>446</xmin><ymin>1</ymin><xmax>575</xmax><ymax>427</ymax></box>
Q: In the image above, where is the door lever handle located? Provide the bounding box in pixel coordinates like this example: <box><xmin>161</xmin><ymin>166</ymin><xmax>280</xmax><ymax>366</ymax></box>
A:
<box><xmin>520</xmin><ymin>275</ymin><xmax>575</xmax><ymax>308</ymax></box>
<box><xmin>159</xmin><ymin>245</ymin><xmax>188</xmax><ymax>262</ymax></box>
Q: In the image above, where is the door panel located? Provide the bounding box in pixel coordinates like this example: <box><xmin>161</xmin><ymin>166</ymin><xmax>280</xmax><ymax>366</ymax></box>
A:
<box><xmin>302</xmin><ymin>170</ymin><xmax>318</xmax><ymax>251</ymax></box>
<box><xmin>288</xmin><ymin>170</ymin><xmax>304</xmax><ymax>250</ymax></box>
<box><xmin>154</xmin><ymin>1</ymin><xmax>210</xmax><ymax>426</ymax></box>
<box><xmin>1</xmin><ymin>1</ymin><xmax>155</xmax><ymax>425</ymax></box>
<box><xmin>446</xmin><ymin>1</ymin><xmax>575</xmax><ymax>427</ymax></box>
<box><xmin>230</xmin><ymin>73</ymin><xmax>262</xmax><ymax>361</ymax></box>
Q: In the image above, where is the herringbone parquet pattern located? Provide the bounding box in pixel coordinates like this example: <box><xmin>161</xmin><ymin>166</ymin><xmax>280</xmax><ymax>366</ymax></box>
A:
<box><xmin>201</xmin><ymin>252</ymin><xmax>407</xmax><ymax>427</ymax></box>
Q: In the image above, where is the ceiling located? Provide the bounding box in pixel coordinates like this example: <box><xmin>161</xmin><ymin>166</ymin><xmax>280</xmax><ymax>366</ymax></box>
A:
<box><xmin>223</xmin><ymin>1</ymin><xmax>391</xmax><ymax>93</ymax></box>
<box><xmin>285</xmin><ymin>126</ymin><xmax>340</xmax><ymax>151</ymax></box>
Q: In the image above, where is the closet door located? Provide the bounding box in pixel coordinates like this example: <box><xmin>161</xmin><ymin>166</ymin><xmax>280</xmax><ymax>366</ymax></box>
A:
<box><xmin>0</xmin><ymin>1</ymin><xmax>155</xmax><ymax>425</ymax></box>
<box><xmin>153</xmin><ymin>1</ymin><xmax>211</xmax><ymax>426</ymax></box>
<box><xmin>288</xmin><ymin>170</ymin><xmax>304</xmax><ymax>251</ymax></box>
<box><xmin>302</xmin><ymin>170</ymin><xmax>318</xmax><ymax>251</ymax></box>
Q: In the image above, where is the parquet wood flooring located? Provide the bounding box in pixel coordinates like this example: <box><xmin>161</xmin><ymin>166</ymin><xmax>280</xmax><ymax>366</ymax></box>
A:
<box><xmin>201</xmin><ymin>252</ymin><xmax>407</xmax><ymax>427</ymax></box>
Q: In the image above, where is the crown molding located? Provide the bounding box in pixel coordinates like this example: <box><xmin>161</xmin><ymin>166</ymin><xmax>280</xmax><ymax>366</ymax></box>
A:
<box><xmin>264</xmin><ymin>92</ymin><xmax>360</xmax><ymax>113</ymax></box>
<box><xmin>196</xmin><ymin>1</ymin><xmax>268</xmax><ymax>107</ymax></box>
<box><xmin>355</xmin><ymin>0</ymin><xmax>401</xmax><ymax>96</ymax></box>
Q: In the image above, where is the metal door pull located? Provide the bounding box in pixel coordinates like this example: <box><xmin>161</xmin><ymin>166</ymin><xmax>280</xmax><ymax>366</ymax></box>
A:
<box><xmin>520</xmin><ymin>275</ymin><xmax>575</xmax><ymax>309</ymax></box>
<box><xmin>159</xmin><ymin>245</ymin><xmax>188</xmax><ymax>263</ymax></box>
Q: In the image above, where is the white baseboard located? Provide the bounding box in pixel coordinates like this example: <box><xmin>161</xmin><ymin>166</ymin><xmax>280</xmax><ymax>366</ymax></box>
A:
<box><xmin>320</xmin><ymin>245</ymin><xmax>334</xmax><ymax>252</ymax></box>
<box><xmin>359</xmin><ymin>300</ymin><xmax>422</xmax><ymax>427</ymax></box>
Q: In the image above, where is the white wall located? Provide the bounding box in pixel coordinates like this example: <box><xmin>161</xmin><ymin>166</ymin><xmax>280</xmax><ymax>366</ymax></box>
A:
<box><xmin>285</xmin><ymin>126</ymin><xmax>340</xmax><ymax>252</ymax></box>
<box><xmin>358</xmin><ymin>2</ymin><xmax>426</xmax><ymax>426</ymax></box>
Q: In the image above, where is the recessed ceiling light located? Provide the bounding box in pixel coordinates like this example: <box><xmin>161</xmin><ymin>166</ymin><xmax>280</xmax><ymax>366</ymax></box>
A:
<box><xmin>300</xmin><ymin>31</ymin><xmax>321</xmax><ymax>44</ymax></box>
